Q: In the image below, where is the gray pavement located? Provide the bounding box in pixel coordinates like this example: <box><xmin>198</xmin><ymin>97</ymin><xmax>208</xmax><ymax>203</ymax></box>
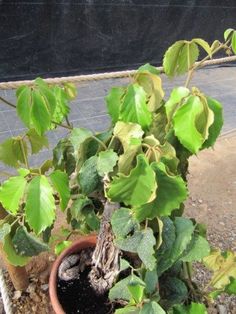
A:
<box><xmin>0</xmin><ymin>66</ymin><xmax>235</xmax><ymax>170</ymax></box>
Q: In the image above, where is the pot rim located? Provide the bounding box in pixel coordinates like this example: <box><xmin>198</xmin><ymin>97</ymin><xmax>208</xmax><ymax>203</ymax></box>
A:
<box><xmin>49</xmin><ymin>234</ymin><xmax>97</xmax><ymax>314</ymax></box>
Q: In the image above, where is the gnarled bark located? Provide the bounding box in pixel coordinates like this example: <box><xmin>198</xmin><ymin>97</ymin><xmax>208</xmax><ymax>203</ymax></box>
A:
<box><xmin>89</xmin><ymin>201</ymin><xmax>120</xmax><ymax>294</ymax></box>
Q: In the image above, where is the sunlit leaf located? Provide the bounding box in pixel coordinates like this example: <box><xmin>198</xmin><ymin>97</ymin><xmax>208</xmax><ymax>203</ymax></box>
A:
<box><xmin>106</xmin><ymin>87</ymin><xmax>125</xmax><ymax>124</ymax></box>
<box><xmin>107</xmin><ymin>155</ymin><xmax>157</xmax><ymax>207</ymax></box>
<box><xmin>0</xmin><ymin>176</ymin><xmax>27</xmax><ymax>215</ymax></box>
<box><xmin>25</xmin><ymin>175</ymin><xmax>56</xmax><ymax>234</ymax></box>
<box><xmin>119</xmin><ymin>84</ymin><xmax>152</xmax><ymax>129</ymax></box>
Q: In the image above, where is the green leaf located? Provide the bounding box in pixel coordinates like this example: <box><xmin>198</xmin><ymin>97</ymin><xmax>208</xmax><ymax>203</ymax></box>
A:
<box><xmin>160</xmin><ymin>277</ymin><xmax>188</xmax><ymax>308</ymax></box>
<box><xmin>202</xmin><ymin>97</ymin><xmax>223</xmax><ymax>149</ymax></box>
<box><xmin>106</xmin><ymin>87</ymin><xmax>125</xmax><ymax>124</ymax></box>
<box><xmin>120</xmin><ymin>258</ymin><xmax>131</xmax><ymax>272</ymax></box>
<box><xmin>224</xmin><ymin>28</ymin><xmax>234</xmax><ymax>41</ymax></box>
<box><xmin>31</xmin><ymin>90</ymin><xmax>51</xmax><ymax>135</ymax></box>
<box><xmin>111</xmin><ymin>207</ymin><xmax>138</xmax><ymax>238</ymax></box>
<box><xmin>27</xmin><ymin>129</ymin><xmax>49</xmax><ymax>154</ymax></box>
<box><xmin>181</xmin><ymin>234</ymin><xmax>210</xmax><ymax>262</ymax></box>
<box><xmin>119</xmin><ymin>84</ymin><xmax>152</xmax><ymax>129</ymax></box>
<box><xmin>12</xmin><ymin>226</ymin><xmax>49</xmax><ymax>257</ymax></box>
<box><xmin>16</xmin><ymin>86</ymin><xmax>32</xmax><ymax>128</ymax></box>
<box><xmin>97</xmin><ymin>149</ymin><xmax>118</xmax><ymax>176</ymax></box>
<box><xmin>163</xmin><ymin>41</ymin><xmax>199</xmax><ymax>77</ymax></box>
<box><xmin>109</xmin><ymin>275</ymin><xmax>132</xmax><ymax>301</ymax></box>
<box><xmin>0</xmin><ymin>223</ymin><xmax>11</xmax><ymax>242</ymax></box>
<box><xmin>78</xmin><ymin>156</ymin><xmax>100</xmax><ymax>195</ymax></box>
<box><xmin>137</xmin><ymin>228</ymin><xmax>156</xmax><ymax>270</ymax></box>
<box><xmin>50</xmin><ymin>170</ymin><xmax>70</xmax><ymax>211</ymax></box>
<box><xmin>225</xmin><ymin>277</ymin><xmax>236</xmax><ymax>295</ymax></box>
<box><xmin>52</xmin><ymin>86</ymin><xmax>70</xmax><ymax>124</ymax></box>
<box><xmin>3</xmin><ymin>234</ymin><xmax>30</xmax><ymax>266</ymax></box>
<box><xmin>128</xmin><ymin>277</ymin><xmax>145</xmax><ymax>303</ymax></box>
<box><xmin>55</xmin><ymin>240</ymin><xmax>72</xmax><ymax>255</ymax></box>
<box><xmin>69</xmin><ymin>127</ymin><xmax>93</xmax><ymax>152</ymax></box>
<box><xmin>165</xmin><ymin>87</ymin><xmax>190</xmax><ymax>124</ymax></box>
<box><xmin>0</xmin><ymin>138</ymin><xmax>25</xmax><ymax>168</ymax></box>
<box><xmin>115</xmin><ymin>306</ymin><xmax>138</xmax><ymax>314</ymax></box>
<box><xmin>137</xmin><ymin>63</ymin><xmax>160</xmax><ymax>75</ymax></box>
<box><xmin>144</xmin><ymin>268</ymin><xmax>158</xmax><ymax>295</ymax></box>
<box><xmin>53</xmin><ymin>138</ymin><xmax>76</xmax><ymax>176</ymax></box>
<box><xmin>173</xmin><ymin>302</ymin><xmax>207</xmax><ymax>314</ymax></box>
<box><xmin>170</xmin><ymin>217</ymin><xmax>195</xmax><ymax>262</ymax></box>
<box><xmin>25</xmin><ymin>175</ymin><xmax>56</xmax><ymax>234</ymax></box>
<box><xmin>107</xmin><ymin>155</ymin><xmax>157</xmax><ymax>207</ymax></box>
<box><xmin>193</xmin><ymin>38</ymin><xmax>212</xmax><ymax>57</ymax></box>
<box><xmin>69</xmin><ymin>196</ymin><xmax>93</xmax><ymax>221</ymax></box>
<box><xmin>136</xmin><ymin>162</ymin><xmax>187</xmax><ymax>219</ymax></box>
<box><xmin>140</xmin><ymin>302</ymin><xmax>166</xmax><ymax>314</ymax></box>
<box><xmin>0</xmin><ymin>176</ymin><xmax>27</xmax><ymax>215</ymax></box>
<box><xmin>173</xmin><ymin>95</ymin><xmax>210</xmax><ymax>153</ymax></box>
<box><xmin>115</xmin><ymin>231</ymin><xmax>143</xmax><ymax>253</ymax></box>
<box><xmin>17</xmin><ymin>168</ymin><xmax>30</xmax><ymax>177</ymax></box>
<box><xmin>156</xmin><ymin>218</ymin><xmax>194</xmax><ymax>275</ymax></box>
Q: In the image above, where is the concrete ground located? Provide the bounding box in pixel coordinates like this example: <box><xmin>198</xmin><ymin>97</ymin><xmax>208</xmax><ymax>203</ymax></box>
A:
<box><xmin>0</xmin><ymin>65</ymin><xmax>235</xmax><ymax>171</ymax></box>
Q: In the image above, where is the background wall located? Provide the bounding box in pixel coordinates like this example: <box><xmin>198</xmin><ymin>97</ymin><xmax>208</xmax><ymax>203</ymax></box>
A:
<box><xmin>0</xmin><ymin>0</ymin><xmax>236</xmax><ymax>82</ymax></box>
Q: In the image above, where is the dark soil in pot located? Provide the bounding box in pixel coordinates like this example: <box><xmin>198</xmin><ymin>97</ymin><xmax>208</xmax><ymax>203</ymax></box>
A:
<box><xmin>57</xmin><ymin>266</ymin><xmax>112</xmax><ymax>314</ymax></box>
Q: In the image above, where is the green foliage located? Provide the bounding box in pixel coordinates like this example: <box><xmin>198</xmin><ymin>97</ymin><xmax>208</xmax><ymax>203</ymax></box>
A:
<box><xmin>0</xmin><ymin>30</ymin><xmax>233</xmax><ymax>312</ymax></box>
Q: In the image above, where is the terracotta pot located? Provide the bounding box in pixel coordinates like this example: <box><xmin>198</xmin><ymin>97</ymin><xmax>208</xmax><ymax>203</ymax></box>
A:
<box><xmin>49</xmin><ymin>235</ymin><xmax>97</xmax><ymax>314</ymax></box>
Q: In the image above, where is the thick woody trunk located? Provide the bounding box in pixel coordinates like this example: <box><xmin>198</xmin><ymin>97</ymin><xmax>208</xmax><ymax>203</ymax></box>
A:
<box><xmin>0</xmin><ymin>205</ymin><xmax>29</xmax><ymax>290</ymax></box>
<box><xmin>89</xmin><ymin>201</ymin><xmax>120</xmax><ymax>294</ymax></box>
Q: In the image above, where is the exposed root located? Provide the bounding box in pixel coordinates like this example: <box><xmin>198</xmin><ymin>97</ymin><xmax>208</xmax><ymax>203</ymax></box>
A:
<box><xmin>58</xmin><ymin>249</ymin><xmax>93</xmax><ymax>281</ymax></box>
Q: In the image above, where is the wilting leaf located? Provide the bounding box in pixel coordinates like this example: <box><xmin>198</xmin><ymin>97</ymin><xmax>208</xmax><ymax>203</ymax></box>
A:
<box><xmin>26</xmin><ymin>129</ymin><xmax>49</xmax><ymax>154</ymax></box>
<box><xmin>12</xmin><ymin>226</ymin><xmax>49</xmax><ymax>256</ymax></box>
<box><xmin>203</xmin><ymin>250</ymin><xmax>236</xmax><ymax>289</ymax></box>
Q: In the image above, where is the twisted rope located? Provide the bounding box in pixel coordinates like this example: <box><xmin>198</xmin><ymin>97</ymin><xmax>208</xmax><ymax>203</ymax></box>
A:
<box><xmin>0</xmin><ymin>269</ymin><xmax>12</xmax><ymax>314</ymax></box>
<box><xmin>0</xmin><ymin>55</ymin><xmax>236</xmax><ymax>90</ymax></box>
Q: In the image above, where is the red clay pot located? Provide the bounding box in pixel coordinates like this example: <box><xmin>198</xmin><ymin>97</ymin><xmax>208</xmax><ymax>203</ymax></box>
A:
<box><xmin>49</xmin><ymin>235</ymin><xmax>97</xmax><ymax>314</ymax></box>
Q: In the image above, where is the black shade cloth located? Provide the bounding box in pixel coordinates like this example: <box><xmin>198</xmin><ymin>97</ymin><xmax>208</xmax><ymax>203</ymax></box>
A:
<box><xmin>0</xmin><ymin>0</ymin><xmax>235</xmax><ymax>82</ymax></box>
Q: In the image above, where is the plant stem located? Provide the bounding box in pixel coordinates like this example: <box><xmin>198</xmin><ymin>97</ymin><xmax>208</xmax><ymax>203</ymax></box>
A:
<box><xmin>65</xmin><ymin>116</ymin><xmax>72</xmax><ymax>127</ymax></box>
<box><xmin>0</xmin><ymin>96</ymin><xmax>16</xmax><ymax>109</ymax></box>
<box><xmin>185</xmin><ymin>40</ymin><xmax>231</xmax><ymax>88</ymax></box>
<box><xmin>51</xmin><ymin>121</ymin><xmax>73</xmax><ymax>130</ymax></box>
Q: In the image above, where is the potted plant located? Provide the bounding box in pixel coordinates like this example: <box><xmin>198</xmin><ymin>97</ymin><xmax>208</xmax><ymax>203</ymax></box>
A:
<box><xmin>0</xmin><ymin>29</ymin><xmax>235</xmax><ymax>313</ymax></box>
